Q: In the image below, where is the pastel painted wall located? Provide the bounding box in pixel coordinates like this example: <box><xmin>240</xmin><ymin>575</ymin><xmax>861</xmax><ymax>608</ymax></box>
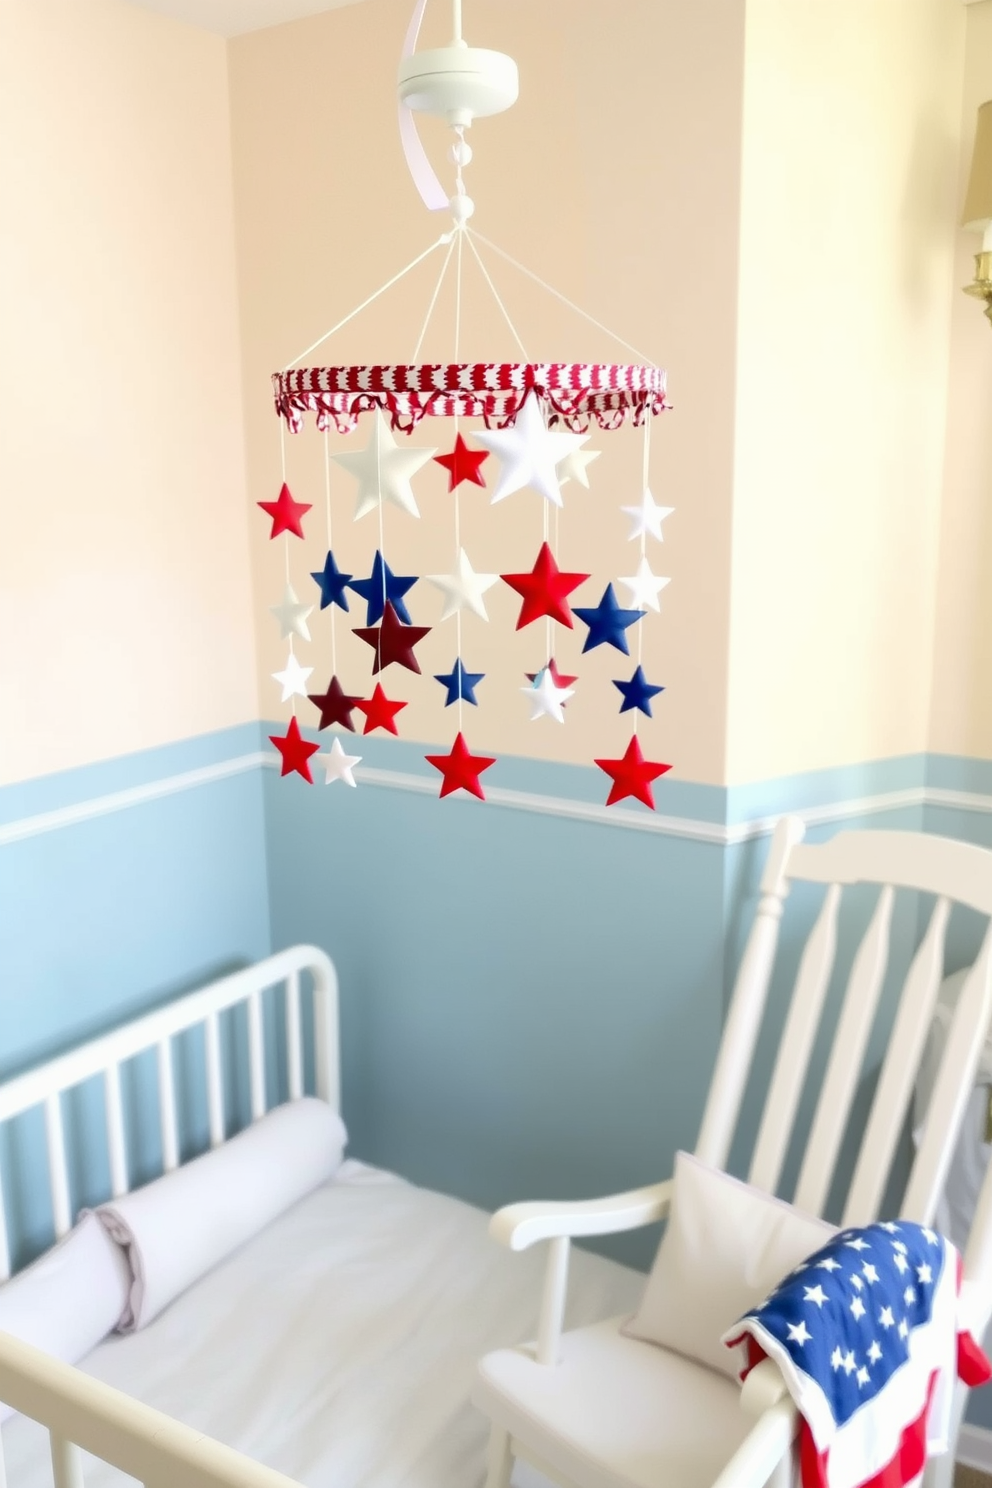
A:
<box><xmin>228</xmin><ymin>0</ymin><xmax>744</xmax><ymax>784</ymax></box>
<box><xmin>0</xmin><ymin>0</ymin><xmax>259</xmax><ymax>786</ymax></box>
<box><xmin>929</xmin><ymin>0</ymin><xmax>992</xmax><ymax>761</ymax></box>
<box><xmin>726</xmin><ymin>0</ymin><xmax>965</xmax><ymax>786</ymax></box>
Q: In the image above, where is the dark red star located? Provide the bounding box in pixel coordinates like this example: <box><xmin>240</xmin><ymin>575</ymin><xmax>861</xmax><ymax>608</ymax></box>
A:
<box><xmin>433</xmin><ymin>434</ymin><xmax>489</xmax><ymax>492</ymax></box>
<box><xmin>354</xmin><ymin>683</ymin><xmax>407</xmax><ymax>736</ymax></box>
<box><xmin>269</xmin><ymin>716</ymin><xmax>320</xmax><ymax>783</ymax></box>
<box><xmin>425</xmin><ymin>732</ymin><xmax>496</xmax><ymax>801</ymax></box>
<box><xmin>258</xmin><ymin>482</ymin><xmax>312</xmax><ymax>539</ymax></box>
<box><xmin>501</xmin><ymin>543</ymin><xmax>590</xmax><ymax>630</ymax></box>
<box><xmin>353</xmin><ymin>602</ymin><xmax>431</xmax><ymax>674</ymax></box>
<box><xmin>307</xmin><ymin>675</ymin><xmax>362</xmax><ymax>732</ymax></box>
<box><xmin>594</xmin><ymin>735</ymin><xmax>672</xmax><ymax>810</ymax></box>
<box><xmin>525</xmin><ymin>658</ymin><xmax>579</xmax><ymax>691</ymax></box>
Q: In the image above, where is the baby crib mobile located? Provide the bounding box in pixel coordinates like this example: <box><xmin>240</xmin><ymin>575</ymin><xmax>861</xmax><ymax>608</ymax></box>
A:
<box><xmin>266</xmin><ymin>0</ymin><xmax>673</xmax><ymax>806</ymax></box>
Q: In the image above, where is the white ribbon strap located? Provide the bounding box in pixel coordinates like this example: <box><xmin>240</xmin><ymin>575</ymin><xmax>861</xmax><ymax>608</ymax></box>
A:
<box><xmin>399</xmin><ymin>0</ymin><xmax>450</xmax><ymax>212</ymax></box>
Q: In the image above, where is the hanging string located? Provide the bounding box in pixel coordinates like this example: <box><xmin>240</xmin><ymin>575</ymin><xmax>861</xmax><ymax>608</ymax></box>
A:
<box><xmin>468</xmin><ymin>228</ymin><xmax>657</xmax><ymax>367</ymax></box>
<box><xmin>283</xmin><ymin>232</ymin><xmax>452</xmax><ymax>370</ymax></box>
<box><xmin>462</xmin><ymin>230</ymin><xmax>529</xmax><ymax>359</ymax></box>
<box><xmin>324</xmin><ymin>429</ymin><xmax>337</xmax><ymax>676</ymax></box>
<box><xmin>454</xmin><ymin>226</ymin><xmax>464</xmax><ymax>733</ymax></box>
<box><xmin>412</xmin><ymin>234</ymin><xmax>456</xmax><ymax>362</ymax></box>
<box><xmin>635</xmin><ymin>418</ymin><xmax>651</xmax><ymax>734</ymax></box>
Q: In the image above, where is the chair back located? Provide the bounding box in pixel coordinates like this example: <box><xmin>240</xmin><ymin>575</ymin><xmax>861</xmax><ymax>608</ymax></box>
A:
<box><xmin>695</xmin><ymin>818</ymin><xmax>992</xmax><ymax>1312</ymax></box>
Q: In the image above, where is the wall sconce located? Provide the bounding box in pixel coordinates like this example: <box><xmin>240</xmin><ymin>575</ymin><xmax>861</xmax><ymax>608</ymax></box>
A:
<box><xmin>963</xmin><ymin>100</ymin><xmax>992</xmax><ymax>326</ymax></box>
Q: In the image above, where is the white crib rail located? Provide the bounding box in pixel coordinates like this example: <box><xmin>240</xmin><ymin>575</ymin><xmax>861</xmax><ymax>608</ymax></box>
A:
<box><xmin>0</xmin><ymin>1329</ymin><xmax>303</xmax><ymax>1488</ymax></box>
<box><xmin>0</xmin><ymin>945</ymin><xmax>338</xmax><ymax>1282</ymax></box>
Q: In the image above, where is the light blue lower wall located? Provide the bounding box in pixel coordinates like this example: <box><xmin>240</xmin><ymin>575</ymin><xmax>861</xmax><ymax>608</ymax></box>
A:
<box><xmin>3</xmin><ymin>727</ymin><xmax>992</xmax><ymax>1420</ymax></box>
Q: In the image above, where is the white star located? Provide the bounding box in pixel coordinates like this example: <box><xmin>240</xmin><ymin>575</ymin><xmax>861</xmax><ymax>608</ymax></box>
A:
<box><xmin>621</xmin><ymin>487</ymin><xmax>673</xmax><ymax>543</ymax></box>
<box><xmin>270</xmin><ymin>584</ymin><xmax>314</xmax><ymax>642</ymax></box>
<box><xmin>904</xmin><ymin>1286</ymin><xmax>916</xmax><ymax>1306</ymax></box>
<box><xmin>317</xmin><ymin>736</ymin><xmax>361</xmax><ymax>788</ymax></box>
<box><xmin>851</xmin><ymin>1274</ymin><xmax>864</xmax><ymax>1291</ymax></box>
<box><xmin>842</xmin><ymin>1350</ymin><xmax>857</xmax><ymax>1375</ymax></box>
<box><xmin>893</xmin><ymin>1252</ymin><xmax>909</xmax><ymax>1274</ymax></box>
<box><xmin>881</xmin><ymin>1222</ymin><xmax>901</xmax><ymax>1234</ymax></box>
<box><xmin>856</xmin><ymin>1366</ymin><xmax>870</xmax><ymax>1387</ymax></box>
<box><xmin>862</xmin><ymin>1263</ymin><xmax>879</xmax><ymax>1285</ymax></box>
<box><xmin>787</xmin><ymin>1320</ymin><xmax>812</xmax><ymax>1346</ymax></box>
<box><xmin>427</xmin><ymin>547</ymin><xmax>498</xmax><ymax>621</ymax></box>
<box><xmin>557</xmin><ymin>447</ymin><xmax>600</xmax><ymax>489</ymax></box>
<box><xmin>879</xmin><ymin>1307</ymin><xmax>895</xmax><ymax>1329</ymax></box>
<box><xmin>804</xmin><ymin>1285</ymin><xmax>828</xmax><ymax>1308</ymax></box>
<box><xmin>845</xmin><ymin>1238</ymin><xmax>870</xmax><ymax>1252</ymax></box>
<box><xmin>850</xmin><ymin>1296</ymin><xmax>866</xmax><ymax>1320</ymax></box>
<box><xmin>332</xmin><ymin>412</ymin><xmax>436</xmax><ymax>521</ymax></box>
<box><xmin>272</xmin><ymin>650</ymin><xmax>313</xmax><ymax>702</ymax></box>
<box><xmin>522</xmin><ymin>668</ymin><xmax>575</xmax><ymax>724</ymax></box>
<box><xmin>474</xmin><ymin>392</ymin><xmax>588</xmax><ymax>508</ymax></box>
<box><xmin>898</xmin><ymin>1319</ymin><xmax>909</xmax><ymax>1339</ymax></box>
<box><xmin>867</xmin><ymin>1341</ymin><xmax>883</xmax><ymax>1363</ymax></box>
<box><xmin>831</xmin><ymin>1346</ymin><xmax>844</xmax><ymax>1370</ymax></box>
<box><xmin>892</xmin><ymin>1240</ymin><xmax>908</xmax><ymax>1255</ymax></box>
<box><xmin>923</xmin><ymin>1228</ymin><xmax>939</xmax><ymax>1246</ymax></box>
<box><xmin>618</xmin><ymin>556</ymin><xmax>670</xmax><ymax>613</ymax></box>
<box><xmin>916</xmin><ymin>1263</ymin><xmax>932</xmax><ymax>1284</ymax></box>
<box><xmin>818</xmin><ymin>1257</ymin><xmax>841</xmax><ymax>1273</ymax></box>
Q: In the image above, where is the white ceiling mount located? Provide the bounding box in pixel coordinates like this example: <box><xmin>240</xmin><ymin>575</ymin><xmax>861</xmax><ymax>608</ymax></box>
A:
<box><xmin>398</xmin><ymin>44</ymin><xmax>518</xmax><ymax>127</ymax></box>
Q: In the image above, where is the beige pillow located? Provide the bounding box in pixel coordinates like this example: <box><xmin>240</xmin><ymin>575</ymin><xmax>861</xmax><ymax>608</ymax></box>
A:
<box><xmin>624</xmin><ymin>1150</ymin><xmax>836</xmax><ymax>1379</ymax></box>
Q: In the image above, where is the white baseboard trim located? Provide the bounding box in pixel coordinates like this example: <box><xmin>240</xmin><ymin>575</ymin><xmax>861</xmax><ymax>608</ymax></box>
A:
<box><xmin>0</xmin><ymin>748</ymin><xmax>988</xmax><ymax>849</ymax></box>
<box><xmin>956</xmin><ymin>1423</ymin><xmax>992</xmax><ymax>1473</ymax></box>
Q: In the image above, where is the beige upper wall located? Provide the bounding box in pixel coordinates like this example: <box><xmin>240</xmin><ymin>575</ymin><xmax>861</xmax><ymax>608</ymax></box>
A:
<box><xmin>229</xmin><ymin>0</ymin><xmax>744</xmax><ymax>781</ymax></box>
<box><xmin>725</xmin><ymin>0</ymin><xmax>965</xmax><ymax>786</ymax></box>
<box><xmin>928</xmin><ymin>0</ymin><xmax>992</xmax><ymax>760</ymax></box>
<box><xmin>0</xmin><ymin>0</ymin><xmax>258</xmax><ymax>786</ymax></box>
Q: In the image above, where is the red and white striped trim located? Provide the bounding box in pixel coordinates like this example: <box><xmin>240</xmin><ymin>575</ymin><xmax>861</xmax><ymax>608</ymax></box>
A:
<box><xmin>272</xmin><ymin>362</ymin><xmax>669</xmax><ymax>434</ymax></box>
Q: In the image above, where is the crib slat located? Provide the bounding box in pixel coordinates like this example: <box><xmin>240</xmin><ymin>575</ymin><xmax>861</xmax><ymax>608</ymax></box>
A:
<box><xmin>749</xmin><ymin>884</ymin><xmax>841</xmax><ymax>1195</ymax></box>
<box><xmin>0</xmin><ymin>1172</ymin><xmax>10</xmax><ymax>1283</ymax></box>
<box><xmin>104</xmin><ymin>1063</ymin><xmax>128</xmax><ymax>1199</ymax></box>
<box><xmin>794</xmin><ymin>885</ymin><xmax>894</xmax><ymax>1216</ymax></box>
<box><xmin>156</xmin><ymin>1040</ymin><xmax>179</xmax><ymax>1174</ymax></box>
<box><xmin>205</xmin><ymin>1011</ymin><xmax>224</xmax><ymax>1149</ymax></box>
<box><xmin>247</xmin><ymin>990</ymin><xmax>265</xmax><ymax>1121</ymax></box>
<box><xmin>286</xmin><ymin>973</ymin><xmax>303</xmax><ymax>1101</ymax></box>
<box><xmin>50</xmin><ymin>1433</ymin><xmax>84</xmax><ymax>1488</ymax></box>
<box><xmin>44</xmin><ymin>1093</ymin><xmax>72</xmax><ymax>1239</ymax></box>
<box><xmin>843</xmin><ymin>895</ymin><xmax>951</xmax><ymax>1226</ymax></box>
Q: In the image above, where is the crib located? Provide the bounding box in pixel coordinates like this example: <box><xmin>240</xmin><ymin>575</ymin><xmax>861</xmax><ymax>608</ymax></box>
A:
<box><xmin>0</xmin><ymin>945</ymin><xmax>641</xmax><ymax>1488</ymax></box>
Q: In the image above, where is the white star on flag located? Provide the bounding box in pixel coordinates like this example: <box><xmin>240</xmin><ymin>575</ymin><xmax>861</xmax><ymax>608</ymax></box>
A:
<box><xmin>850</xmin><ymin>1297</ymin><xmax>866</xmax><ymax>1320</ymax></box>
<box><xmin>893</xmin><ymin>1252</ymin><xmax>909</xmax><ymax>1274</ymax></box>
<box><xmin>879</xmin><ymin>1306</ymin><xmax>895</xmax><ymax>1329</ymax></box>
<box><xmin>904</xmin><ymin>1286</ymin><xmax>916</xmax><ymax>1305</ymax></box>
<box><xmin>272</xmin><ymin>650</ymin><xmax>313</xmax><ymax>701</ymax></box>
<box><xmin>863</xmin><ymin>1263</ymin><xmax>879</xmax><ymax>1284</ymax></box>
<box><xmin>831</xmin><ymin>1347</ymin><xmax>844</xmax><ymax>1371</ymax></box>
<box><xmin>917</xmin><ymin>1264</ymin><xmax>932</xmax><ymax>1284</ymax></box>
<box><xmin>788</xmin><ymin>1321</ymin><xmax>812</xmax><ymax>1346</ymax></box>
<box><xmin>898</xmin><ymin>1318</ymin><xmax>909</xmax><ymax>1339</ymax></box>
<box><xmin>856</xmin><ymin>1367</ymin><xmax>870</xmax><ymax>1387</ymax></box>
<box><xmin>845</xmin><ymin>1238</ymin><xmax>870</xmax><ymax>1252</ymax></box>
<box><xmin>851</xmin><ymin>1274</ymin><xmax>864</xmax><ymax>1291</ymax></box>
<box><xmin>818</xmin><ymin>1257</ymin><xmax>841</xmax><ymax>1272</ymax></box>
<box><xmin>804</xmin><ymin>1285</ymin><xmax>829</xmax><ymax>1308</ymax></box>
<box><xmin>867</xmin><ymin>1341</ymin><xmax>883</xmax><ymax>1363</ymax></box>
<box><xmin>842</xmin><ymin>1350</ymin><xmax>857</xmax><ymax>1375</ymax></box>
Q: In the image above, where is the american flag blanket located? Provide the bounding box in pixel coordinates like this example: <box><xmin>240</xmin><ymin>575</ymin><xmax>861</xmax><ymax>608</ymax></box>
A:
<box><xmin>723</xmin><ymin>1222</ymin><xmax>991</xmax><ymax>1488</ymax></box>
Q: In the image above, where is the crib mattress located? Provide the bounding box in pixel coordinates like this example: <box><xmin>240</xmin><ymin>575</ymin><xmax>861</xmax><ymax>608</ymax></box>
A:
<box><xmin>1</xmin><ymin>1162</ymin><xmax>645</xmax><ymax>1488</ymax></box>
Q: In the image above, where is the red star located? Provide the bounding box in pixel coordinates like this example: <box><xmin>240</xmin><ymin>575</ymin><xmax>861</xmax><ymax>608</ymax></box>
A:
<box><xmin>433</xmin><ymin>434</ymin><xmax>489</xmax><ymax>491</ymax></box>
<box><xmin>525</xmin><ymin>658</ymin><xmax>579</xmax><ymax>690</ymax></box>
<box><xmin>594</xmin><ymin>735</ymin><xmax>672</xmax><ymax>809</ymax></box>
<box><xmin>501</xmin><ymin>543</ymin><xmax>590</xmax><ymax>630</ymax></box>
<box><xmin>269</xmin><ymin>715</ymin><xmax>320</xmax><ymax>783</ymax></box>
<box><xmin>258</xmin><ymin>481</ymin><xmax>312</xmax><ymax>539</ymax></box>
<box><xmin>425</xmin><ymin>732</ymin><xmax>496</xmax><ymax>801</ymax></box>
<box><xmin>354</xmin><ymin>683</ymin><xmax>407</xmax><ymax>736</ymax></box>
<box><xmin>353</xmin><ymin>601</ymin><xmax>431</xmax><ymax>674</ymax></box>
<box><xmin>307</xmin><ymin>675</ymin><xmax>362</xmax><ymax>731</ymax></box>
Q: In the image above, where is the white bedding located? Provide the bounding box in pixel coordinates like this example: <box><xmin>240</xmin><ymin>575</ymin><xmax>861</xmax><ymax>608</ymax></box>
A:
<box><xmin>2</xmin><ymin>1161</ymin><xmax>645</xmax><ymax>1488</ymax></box>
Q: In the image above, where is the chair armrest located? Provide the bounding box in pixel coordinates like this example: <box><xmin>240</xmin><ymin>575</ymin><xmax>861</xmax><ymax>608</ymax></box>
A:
<box><xmin>489</xmin><ymin>1179</ymin><xmax>673</xmax><ymax>1251</ymax></box>
<box><xmin>710</xmin><ymin>1398</ymin><xmax>798</xmax><ymax>1488</ymax></box>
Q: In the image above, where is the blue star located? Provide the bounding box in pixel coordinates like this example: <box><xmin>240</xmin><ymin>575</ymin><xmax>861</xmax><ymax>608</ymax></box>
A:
<box><xmin>349</xmin><ymin>550</ymin><xmax>418</xmax><ymax>626</ymax></box>
<box><xmin>573</xmin><ymin>585</ymin><xmax>644</xmax><ymax>655</ymax></box>
<box><xmin>613</xmin><ymin>666</ymin><xmax>665</xmax><ymax>717</ymax></box>
<box><xmin>310</xmin><ymin>550</ymin><xmax>353</xmax><ymax>611</ymax></box>
<box><xmin>434</xmin><ymin>658</ymin><xmax>484</xmax><ymax>707</ymax></box>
